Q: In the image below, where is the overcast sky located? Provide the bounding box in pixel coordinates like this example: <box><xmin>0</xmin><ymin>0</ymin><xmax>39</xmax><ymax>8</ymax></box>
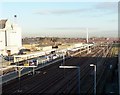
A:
<box><xmin>1</xmin><ymin>2</ymin><xmax>118</xmax><ymax>38</ymax></box>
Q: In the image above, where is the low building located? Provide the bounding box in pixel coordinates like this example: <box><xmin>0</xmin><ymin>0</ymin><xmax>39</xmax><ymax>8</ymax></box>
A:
<box><xmin>23</xmin><ymin>44</ymin><xmax>52</xmax><ymax>52</ymax></box>
<box><xmin>73</xmin><ymin>43</ymin><xmax>83</xmax><ymax>48</ymax></box>
<box><xmin>22</xmin><ymin>44</ymin><xmax>38</xmax><ymax>51</ymax></box>
<box><xmin>36</xmin><ymin>45</ymin><xmax>52</xmax><ymax>51</ymax></box>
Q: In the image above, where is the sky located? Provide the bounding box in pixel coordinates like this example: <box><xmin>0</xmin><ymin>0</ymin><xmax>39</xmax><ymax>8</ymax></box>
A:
<box><xmin>1</xmin><ymin>2</ymin><xmax>118</xmax><ymax>38</ymax></box>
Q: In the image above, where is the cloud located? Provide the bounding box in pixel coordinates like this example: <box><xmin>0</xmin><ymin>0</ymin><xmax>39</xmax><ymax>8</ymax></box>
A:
<box><xmin>34</xmin><ymin>9</ymin><xmax>88</xmax><ymax>15</ymax></box>
<box><xmin>97</xmin><ymin>30</ymin><xmax>118</xmax><ymax>37</ymax></box>
<box><xmin>49</xmin><ymin>27</ymin><xmax>85</xmax><ymax>30</ymax></box>
<box><xmin>32</xmin><ymin>2</ymin><xmax>118</xmax><ymax>18</ymax></box>
<box><xmin>45</xmin><ymin>27</ymin><xmax>97</xmax><ymax>31</ymax></box>
<box><xmin>85</xmin><ymin>2</ymin><xmax>118</xmax><ymax>17</ymax></box>
<box><xmin>107</xmin><ymin>19</ymin><xmax>118</xmax><ymax>22</ymax></box>
<box><xmin>95</xmin><ymin>2</ymin><xmax>118</xmax><ymax>12</ymax></box>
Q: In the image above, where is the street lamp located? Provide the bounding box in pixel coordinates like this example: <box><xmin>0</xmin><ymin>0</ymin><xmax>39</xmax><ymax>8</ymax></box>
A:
<box><xmin>17</xmin><ymin>67</ymin><xmax>23</xmax><ymax>93</ymax></box>
<box><xmin>90</xmin><ymin>64</ymin><xmax>96</xmax><ymax>95</ymax></box>
<box><xmin>60</xmin><ymin>51</ymin><xmax>65</xmax><ymax>66</ymax></box>
<box><xmin>59</xmin><ymin>66</ymin><xmax>80</xmax><ymax>95</ymax></box>
<box><xmin>62</xmin><ymin>52</ymin><xmax>65</xmax><ymax>65</ymax></box>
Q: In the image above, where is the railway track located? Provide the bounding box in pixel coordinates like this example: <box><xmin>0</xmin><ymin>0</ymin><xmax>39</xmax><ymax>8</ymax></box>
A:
<box><xmin>2</xmin><ymin>46</ymin><xmax>109</xmax><ymax>94</ymax></box>
<box><xmin>86</xmin><ymin>45</ymin><xmax>117</xmax><ymax>94</ymax></box>
<box><xmin>29</xmin><ymin>48</ymin><xmax>103</xmax><ymax>94</ymax></box>
<box><xmin>96</xmin><ymin>46</ymin><xmax>118</xmax><ymax>94</ymax></box>
<box><xmin>50</xmin><ymin>48</ymin><xmax>103</xmax><ymax>94</ymax></box>
<box><xmin>22</xmin><ymin>51</ymin><xmax>99</xmax><ymax>94</ymax></box>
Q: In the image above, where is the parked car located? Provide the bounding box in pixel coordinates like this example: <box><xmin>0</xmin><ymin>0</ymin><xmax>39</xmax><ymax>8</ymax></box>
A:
<box><xmin>4</xmin><ymin>56</ymin><xmax>14</xmax><ymax>61</ymax></box>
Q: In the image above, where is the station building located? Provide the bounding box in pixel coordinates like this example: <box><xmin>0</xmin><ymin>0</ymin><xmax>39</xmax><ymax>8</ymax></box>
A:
<box><xmin>0</xmin><ymin>19</ymin><xmax>22</xmax><ymax>55</ymax></box>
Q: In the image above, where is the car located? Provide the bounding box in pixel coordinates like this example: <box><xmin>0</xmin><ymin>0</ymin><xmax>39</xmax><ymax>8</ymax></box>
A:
<box><xmin>52</xmin><ymin>55</ymin><xmax>58</xmax><ymax>59</ymax></box>
<box><xmin>4</xmin><ymin>56</ymin><xmax>14</xmax><ymax>61</ymax></box>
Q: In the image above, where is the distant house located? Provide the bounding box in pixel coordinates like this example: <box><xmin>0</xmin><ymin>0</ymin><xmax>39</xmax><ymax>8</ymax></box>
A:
<box><xmin>0</xmin><ymin>19</ymin><xmax>22</xmax><ymax>55</ymax></box>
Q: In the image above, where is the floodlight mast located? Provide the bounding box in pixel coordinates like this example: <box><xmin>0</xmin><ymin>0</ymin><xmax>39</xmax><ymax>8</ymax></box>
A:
<box><xmin>86</xmin><ymin>28</ymin><xmax>88</xmax><ymax>44</ymax></box>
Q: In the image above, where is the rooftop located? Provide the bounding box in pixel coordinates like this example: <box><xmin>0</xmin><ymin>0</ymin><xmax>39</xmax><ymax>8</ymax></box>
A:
<box><xmin>0</xmin><ymin>19</ymin><xmax>7</xmax><ymax>29</ymax></box>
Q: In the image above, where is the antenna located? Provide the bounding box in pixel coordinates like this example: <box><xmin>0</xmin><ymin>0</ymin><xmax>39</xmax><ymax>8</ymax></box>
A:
<box><xmin>86</xmin><ymin>28</ymin><xmax>88</xmax><ymax>43</ymax></box>
<box><xmin>14</xmin><ymin>15</ymin><xmax>17</xmax><ymax>24</ymax></box>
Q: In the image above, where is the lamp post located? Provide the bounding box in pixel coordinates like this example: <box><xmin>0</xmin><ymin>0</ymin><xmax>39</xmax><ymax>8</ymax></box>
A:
<box><xmin>62</xmin><ymin>52</ymin><xmax>65</xmax><ymax>65</ymax></box>
<box><xmin>59</xmin><ymin>66</ymin><xmax>80</xmax><ymax>95</ymax></box>
<box><xmin>60</xmin><ymin>51</ymin><xmax>65</xmax><ymax>66</ymax></box>
<box><xmin>18</xmin><ymin>67</ymin><xmax>22</xmax><ymax>92</ymax></box>
<box><xmin>8</xmin><ymin>65</ymin><xmax>37</xmax><ymax>93</ymax></box>
<box><xmin>90</xmin><ymin>64</ymin><xmax>96</xmax><ymax>95</ymax></box>
<box><xmin>60</xmin><ymin>52</ymin><xmax>66</xmax><ymax>78</ymax></box>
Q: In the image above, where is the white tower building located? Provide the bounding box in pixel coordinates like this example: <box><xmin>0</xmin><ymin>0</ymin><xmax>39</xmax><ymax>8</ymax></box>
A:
<box><xmin>0</xmin><ymin>19</ymin><xmax>22</xmax><ymax>55</ymax></box>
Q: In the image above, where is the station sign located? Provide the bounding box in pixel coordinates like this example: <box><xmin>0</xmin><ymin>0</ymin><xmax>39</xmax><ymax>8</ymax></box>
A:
<box><xmin>10</xmin><ymin>59</ymin><xmax>38</xmax><ymax>67</ymax></box>
<box><xmin>28</xmin><ymin>59</ymin><xmax>38</xmax><ymax>66</ymax></box>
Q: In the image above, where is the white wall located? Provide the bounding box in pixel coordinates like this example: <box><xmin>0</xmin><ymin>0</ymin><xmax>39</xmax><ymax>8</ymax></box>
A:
<box><xmin>74</xmin><ymin>43</ymin><xmax>83</xmax><ymax>48</ymax></box>
<box><xmin>0</xmin><ymin>30</ymin><xmax>7</xmax><ymax>55</ymax></box>
<box><xmin>6</xmin><ymin>23</ymin><xmax>22</xmax><ymax>48</ymax></box>
<box><xmin>6</xmin><ymin>21</ymin><xmax>22</xmax><ymax>54</ymax></box>
<box><xmin>6</xmin><ymin>46</ymin><xmax>19</xmax><ymax>54</ymax></box>
<box><xmin>0</xmin><ymin>31</ymin><xmax>5</xmax><ymax>50</ymax></box>
<box><xmin>42</xmin><ymin>46</ymin><xmax>52</xmax><ymax>51</ymax></box>
<box><xmin>0</xmin><ymin>19</ymin><xmax>22</xmax><ymax>55</ymax></box>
